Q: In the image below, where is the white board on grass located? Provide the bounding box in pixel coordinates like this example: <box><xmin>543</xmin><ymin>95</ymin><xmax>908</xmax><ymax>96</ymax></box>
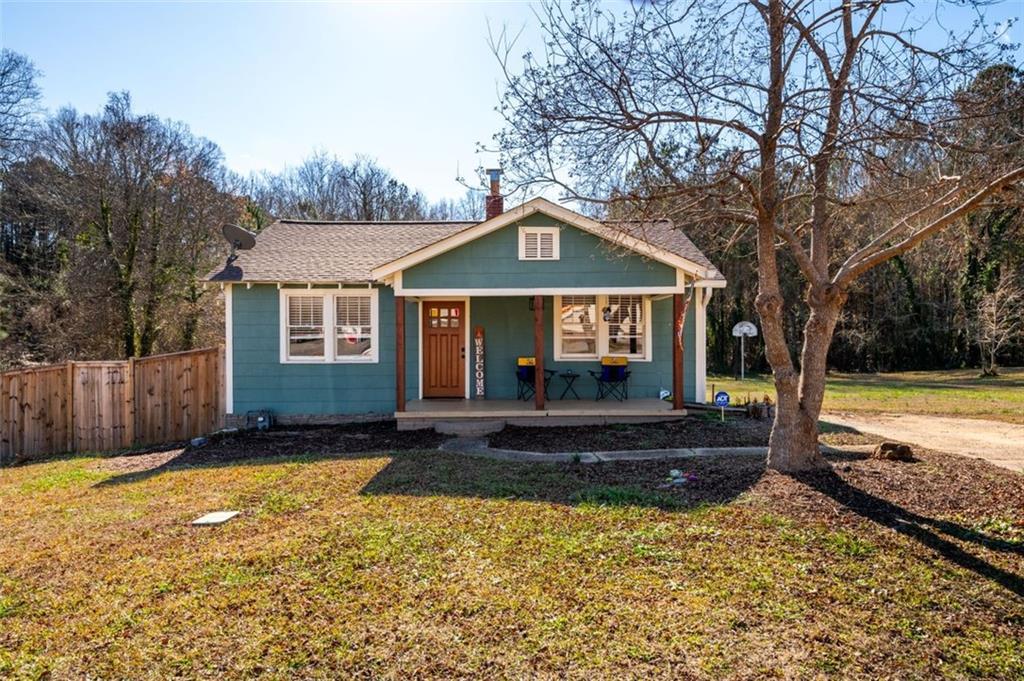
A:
<box><xmin>191</xmin><ymin>511</ymin><xmax>240</xmax><ymax>525</ymax></box>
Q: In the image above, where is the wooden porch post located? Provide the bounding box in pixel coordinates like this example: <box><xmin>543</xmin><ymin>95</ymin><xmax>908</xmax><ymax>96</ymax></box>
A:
<box><xmin>533</xmin><ymin>294</ymin><xmax>545</xmax><ymax>410</ymax></box>
<box><xmin>673</xmin><ymin>293</ymin><xmax>684</xmax><ymax>410</ymax></box>
<box><xmin>395</xmin><ymin>295</ymin><xmax>406</xmax><ymax>412</ymax></box>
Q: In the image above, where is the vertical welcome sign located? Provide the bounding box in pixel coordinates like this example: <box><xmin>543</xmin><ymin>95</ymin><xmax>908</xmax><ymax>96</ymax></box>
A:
<box><xmin>473</xmin><ymin>326</ymin><xmax>485</xmax><ymax>398</ymax></box>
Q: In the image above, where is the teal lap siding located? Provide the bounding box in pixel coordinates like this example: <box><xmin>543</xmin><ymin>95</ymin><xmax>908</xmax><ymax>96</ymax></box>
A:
<box><xmin>470</xmin><ymin>296</ymin><xmax>698</xmax><ymax>402</ymax></box>
<box><xmin>230</xmin><ymin>286</ymin><xmax>700</xmax><ymax>416</ymax></box>
<box><xmin>231</xmin><ymin>284</ymin><xmax>418</xmax><ymax>416</ymax></box>
<box><xmin>403</xmin><ymin>213</ymin><xmax>677</xmax><ymax>290</ymax></box>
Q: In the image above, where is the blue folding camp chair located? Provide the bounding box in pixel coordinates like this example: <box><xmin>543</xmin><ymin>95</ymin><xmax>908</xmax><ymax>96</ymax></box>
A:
<box><xmin>515</xmin><ymin>357</ymin><xmax>556</xmax><ymax>401</ymax></box>
<box><xmin>589</xmin><ymin>357</ymin><xmax>630</xmax><ymax>401</ymax></box>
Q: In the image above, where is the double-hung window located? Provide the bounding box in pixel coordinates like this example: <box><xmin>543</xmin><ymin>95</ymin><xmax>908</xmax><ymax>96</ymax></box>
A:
<box><xmin>606</xmin><ymin>295</ymin><xmax>645</xmax><ymax>358</ymax></box>
<box><xmin>281</xmin><ymin>289</ymin><xmax>379</xmax><ymax>363</ymax></box>
<box><xmin>335</xmin><ymin>295</ymin><xmax>373</xmax><ymax>360</ymax></box>
<box><xmin>557</xmin><ymin>295</ymin><xmax>598</xmax><ymax>358</ymax></box>
<box><xmin>554</xmin><ymin>294</ymin><xmax>651</xmax><ymax>361</ymax></box>
<box><xmin>286</xmin><ymin>295</ymin><xmax>325</xmax><ymax>359</ymax></box>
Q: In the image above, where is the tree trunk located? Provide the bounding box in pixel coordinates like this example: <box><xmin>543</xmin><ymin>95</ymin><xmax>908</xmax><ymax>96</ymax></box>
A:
<box><xmin>117</xmin><ymin>285</ymin><xmax>137</xmax><ymax>359</ymax></box>
<box><xmin>766</xmin><ymin>402</ymin><xmax>822</xmax><ymax>472</ymax></box>
<box><xmin>764</xmin><ymin>287</ymin><xmax>844</xmax><ymax>472</ymax></box>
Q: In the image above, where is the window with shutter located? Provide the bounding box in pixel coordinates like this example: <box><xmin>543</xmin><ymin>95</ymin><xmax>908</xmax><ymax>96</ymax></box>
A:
<box><xmin>519</xmin><ymin>226</ymin><xmax>560</xmax><ymax>260</ymax></box>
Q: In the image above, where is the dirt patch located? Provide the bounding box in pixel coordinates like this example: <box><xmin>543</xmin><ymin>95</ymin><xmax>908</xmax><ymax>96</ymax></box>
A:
<box><xmin>93</xmin><ymin>448</ymin><xmax>185</xmax><ymax>474</ymax></box>
<box><xmin>824</xmin><ymin>412</ymin><xmax>1024</xmax><ymax>472</ymax></box>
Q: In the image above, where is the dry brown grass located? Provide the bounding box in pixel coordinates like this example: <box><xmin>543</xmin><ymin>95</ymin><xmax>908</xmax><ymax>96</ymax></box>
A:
<box><xmin>1</xmin><ymin>436</ymin><xmax>1022</xmax><ymax>679</ymax></box>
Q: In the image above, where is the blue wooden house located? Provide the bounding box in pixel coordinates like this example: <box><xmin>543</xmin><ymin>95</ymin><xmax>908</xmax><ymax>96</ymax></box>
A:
<box><xmin>208</xmin><ymin>178</ymin><xmax>725</xmax><ymax>430</ymax></box>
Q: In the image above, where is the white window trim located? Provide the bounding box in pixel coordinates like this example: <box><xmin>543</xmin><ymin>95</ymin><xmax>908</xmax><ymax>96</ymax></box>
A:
<box><xmin>279</xmin><ymin>288</ymin><xmax>380</xmax><ymax>364</ymax></box>
<box><xmin>553</xmin><ymin>294</ymin><xmax>652</xmax><ymax>362</ymax></box>
<box><xmin>518</xmin><ymin>226</ymin><xmax>560</xmax><ymax>261</ymax></box>
<box><xmin>553</xmin><ymin>294</ymin><xmax>600</xmax><ymax>360</ymax></box>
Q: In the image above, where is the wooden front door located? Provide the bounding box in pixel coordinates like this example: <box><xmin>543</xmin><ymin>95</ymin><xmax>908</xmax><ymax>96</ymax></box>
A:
<box><xmin>423</xmin><ymin>301</ymin><xmax>465</xmax><ymax>398</ymax></box>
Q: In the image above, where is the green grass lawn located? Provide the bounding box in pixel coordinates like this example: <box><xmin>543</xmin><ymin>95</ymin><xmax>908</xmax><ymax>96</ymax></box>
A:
<box><xmin>1</xmin><ymin>443</ymin><xmax>1022</xmax><ymax>679</ymax></box>
<box><xmin>708</xmin><ymin>367</ymin><xmax>1024</xmax><ymax>423</ymax></box>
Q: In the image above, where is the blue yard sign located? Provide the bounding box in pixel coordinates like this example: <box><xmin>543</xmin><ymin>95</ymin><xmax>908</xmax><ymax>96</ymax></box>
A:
<box><xmin>714</xmin><ymin>391</ymin><xmax>730</xmax><ymax>407</ymax></box>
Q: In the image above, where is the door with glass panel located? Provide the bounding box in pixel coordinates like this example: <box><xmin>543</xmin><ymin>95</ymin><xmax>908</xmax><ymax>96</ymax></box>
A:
<box><xmin>422</xmin><ymin>301</ymin><xmax>465</xmax><ymax>397</ymax></box>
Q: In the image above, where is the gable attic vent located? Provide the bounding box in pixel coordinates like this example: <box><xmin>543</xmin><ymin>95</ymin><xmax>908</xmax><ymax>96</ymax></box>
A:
<box><xmin>519</xmin><ymin>227</ymin><xmax>560</xmax><ymax>261</ymax></box>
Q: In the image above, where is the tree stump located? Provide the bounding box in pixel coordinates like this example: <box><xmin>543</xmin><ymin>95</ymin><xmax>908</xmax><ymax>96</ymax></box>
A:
<box><xmin>871</xmin><ymin>441</ymin><xmax>914</xmax><ymax>462</ymax></box>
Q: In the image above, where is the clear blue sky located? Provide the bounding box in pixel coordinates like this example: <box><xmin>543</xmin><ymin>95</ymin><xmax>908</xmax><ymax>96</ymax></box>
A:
<box><xmin>1</xmin><ymin>1</ymin><xmax>1021</xmax><ymax>203</ymax></box>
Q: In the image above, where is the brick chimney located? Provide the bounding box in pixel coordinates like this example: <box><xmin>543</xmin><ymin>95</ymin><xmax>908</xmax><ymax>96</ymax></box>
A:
<box><xmin>485</xmin><ymin>168</ymin><xmax>504</xmax><ymax>220</ymax></box>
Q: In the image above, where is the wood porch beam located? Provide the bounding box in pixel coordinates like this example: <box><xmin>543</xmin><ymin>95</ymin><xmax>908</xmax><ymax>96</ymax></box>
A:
<box><xmin>396</xmin><ymin>295</ymin><xmax>406</xmax><ymax>412</ymax></box>
<box><xmin>673</xmin><ymin>293</ymin><xmax>684</xmax><ymax>411</ymax></box>
<box><xmin>533</xmin><ymin>295</ymin><xmax>545</xmax><ymax>410</ymax></box>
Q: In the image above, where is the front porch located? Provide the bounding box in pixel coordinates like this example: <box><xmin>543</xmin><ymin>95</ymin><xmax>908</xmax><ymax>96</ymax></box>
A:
<box><xmin>395</xmin><ymin>292</ymin><xmax>709</xmax><ymax>413</ymax></box>
<box><xmin>396</xmin><ymin>397</ymin><xmax>686</xmax><ymax>431</ymax></box>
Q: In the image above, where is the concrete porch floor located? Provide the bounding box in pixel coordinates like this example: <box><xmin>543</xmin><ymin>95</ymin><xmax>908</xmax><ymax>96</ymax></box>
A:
<box><xmin>397</xmin><ymin>398</ymin><xmax>686</xmax><ymax>432</ymax></box>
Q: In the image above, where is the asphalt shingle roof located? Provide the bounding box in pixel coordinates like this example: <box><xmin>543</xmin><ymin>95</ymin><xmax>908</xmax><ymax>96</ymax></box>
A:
<box><xmin>206</xmin><ymin>215</ymin><xmax>723</xmax><ymax>283</ymax></box>
<box><xmin>207</xmin><ymin>220</ymin><xmax>476</xmax><ymax>283</ymax></box>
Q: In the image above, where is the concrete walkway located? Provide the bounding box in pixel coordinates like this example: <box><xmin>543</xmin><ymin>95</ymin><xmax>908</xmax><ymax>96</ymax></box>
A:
<box><xmin>439</xmin><ymin>438</ymin><xmax>872</xmax><ymax>464</ymax></box>
<box><xmin>823</xmin><ymin>412</ymin><xmax>1024</xmax><ymax>473</ymax></box>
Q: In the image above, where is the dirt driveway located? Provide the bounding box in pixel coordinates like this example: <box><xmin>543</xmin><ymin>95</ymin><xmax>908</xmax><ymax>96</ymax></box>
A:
<box><xmin>823</xmin><ymin>412</ymin><xmax>1024</xmax><ymax>473</ymax></box>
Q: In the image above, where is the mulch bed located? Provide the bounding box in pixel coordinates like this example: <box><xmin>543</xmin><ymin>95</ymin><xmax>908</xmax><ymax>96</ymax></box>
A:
<box><xmin>93</xmin><ymin>421</ymin><xmax>447</xmax><ymax>474</ymax></box>
<box><xmin>188</xmin><ymin>420</ymin><xmax>448</xmax><ymax>464</ymax></box>
<box><xmin>490</xmin><ymin>416</ymin><xmax>774</xmax><ymax>452</ymax></box>
<box><xmin>567</xmin><ymin>446</ymin><xmax>1024</xmax><ymax>527</ymax></box>
<box><xmin>488</xmin><ymin>416</ymin><xmax>881</xmax><ymax>452</ymax></box>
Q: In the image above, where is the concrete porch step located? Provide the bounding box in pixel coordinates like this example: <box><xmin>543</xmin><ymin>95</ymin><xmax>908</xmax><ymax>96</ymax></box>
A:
<box><xmin>432</xmin><ymin>419</ymin><xmax>507</xmax><ymax>436</ymax></box>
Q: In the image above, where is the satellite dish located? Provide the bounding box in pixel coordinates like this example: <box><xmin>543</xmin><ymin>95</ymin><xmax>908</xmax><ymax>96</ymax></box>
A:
<box><xmin>732</xmin><ymin>321</ymin><xmax>758</xmax><ymax>337</ymax></box>
<box><xmin>222</xmin><ymin>224</ymin><xmax>256</xmax><ymax>264</ymax></box>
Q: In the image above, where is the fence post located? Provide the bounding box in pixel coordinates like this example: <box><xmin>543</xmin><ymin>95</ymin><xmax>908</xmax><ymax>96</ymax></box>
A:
<box><xmin>66</xmin><ymin>362</ymin><xmax>75</xmax><ymax>453</ymax></box>
<box><xmin>1</xmin><ymin>372</ymin><xmax>8</xmax><ymax>465</ymax></box>
<box><xmin>125</xmin><ymin>357</ymin><xmax>136</xmax><ymax>447</ymax></box>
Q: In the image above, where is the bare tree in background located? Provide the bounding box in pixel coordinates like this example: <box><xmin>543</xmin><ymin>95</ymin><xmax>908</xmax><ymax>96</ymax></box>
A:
<box><xmin>973</xmin><ymin>270</ymin><xmax>1024</xmax><ymax>376</ymax></box>
<box><xmin>493</xmin><ymin>0</ymin><xmax>1024</xmax><ymax>472</ymax></box>
<box><xmin>38</xmin><ymin>93</ymin><xmax>238</xmax><ymax>358</ymax></box>
<box><xmin>248</xmin><ymin>153</ymin><xmax>437</xmax><ymax>221</ymax></box>
<box><xmin>0</xmin><ymin>49</ymin><xmax>41</xmax><ymax>168</ymax></box>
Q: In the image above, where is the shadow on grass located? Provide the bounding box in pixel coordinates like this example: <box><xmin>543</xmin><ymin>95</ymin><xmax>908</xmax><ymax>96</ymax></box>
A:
<box><xmin>358</xmin><ymin>451</ymin><xmax>766</xmax><ymax>511</ymax></box>
<box><xmin>89</xmin><ymin>428</ymin><xmax>1023</xmax><ymax>597</ymax></box>
<box><xmin>795</xmin><ymin>469</ymin><xmax>1024</xmax><ymax>597</ymax></box>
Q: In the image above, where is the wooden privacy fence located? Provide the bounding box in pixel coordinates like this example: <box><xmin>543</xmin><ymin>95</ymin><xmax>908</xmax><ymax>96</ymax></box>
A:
<box><xmin>1</xmin><ymin>347</ymin><xmax>223</xmax><ymax>462</ymax></box>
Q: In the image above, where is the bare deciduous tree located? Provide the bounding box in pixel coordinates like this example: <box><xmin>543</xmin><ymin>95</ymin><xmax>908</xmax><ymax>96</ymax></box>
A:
<box><xmin>39</xmin><ymin>93</ymin><xmax>238</xmax><ymax>358</ymax></box>
<box><xmin>492</xmin><ymin>0</ymin><xmax>1024</xmax><ymax>471</ymax></box>
<box><xmin>973</xmin><ymin>270</ymin><xmax>1024</xmax><ymax>376</ymax></box>
<box><xmin>0</xmin><ymin>49</ymin><xmax>41</xmax><ymax>168</ymax></box>
<box><xmin>248</xmin><ymin>153</ymin><xmax>436</xmax><ymax>222</ymax></box>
